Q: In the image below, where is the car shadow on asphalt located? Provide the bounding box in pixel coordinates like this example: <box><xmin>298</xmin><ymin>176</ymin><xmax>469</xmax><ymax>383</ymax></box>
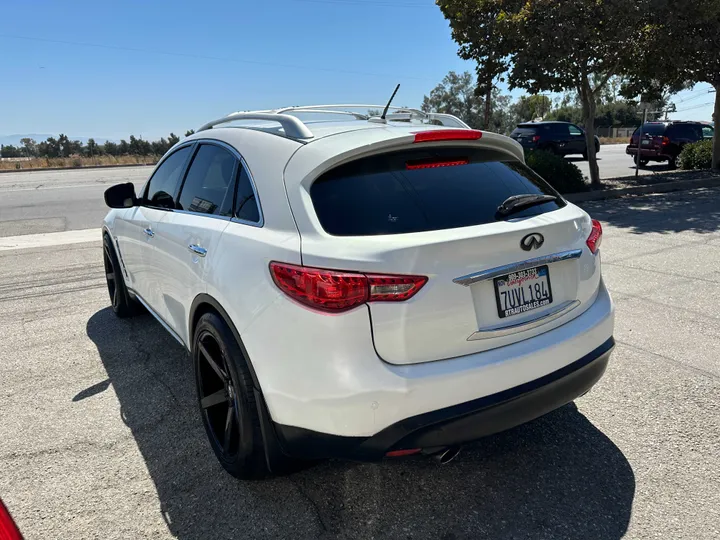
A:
<box><xmin>87</xmin><ymin>307</ymin><xmax>635</xmax><ymax>540</ymax></box>
<box><xmin>582</xmin><ymin>185</ymin><xmax>720</xmax><ymax>235</ymax></box>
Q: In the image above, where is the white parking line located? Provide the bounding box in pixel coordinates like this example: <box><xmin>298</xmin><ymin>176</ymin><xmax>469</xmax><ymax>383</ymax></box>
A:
<box><xmin>0</xmin><ymin>228</ymin><xmax>101</xmax><ymax>251</ymax></box>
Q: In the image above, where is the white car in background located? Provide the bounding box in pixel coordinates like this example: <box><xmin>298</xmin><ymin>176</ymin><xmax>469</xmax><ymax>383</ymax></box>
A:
<box><xmin>102</xmin><ymin>105</ymin><xmax>614</xmax><ymax>479</ymax></box>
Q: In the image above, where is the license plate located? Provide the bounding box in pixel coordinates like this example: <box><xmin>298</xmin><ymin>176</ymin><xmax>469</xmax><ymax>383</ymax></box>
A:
<box><xmin>494</xmin><ymin>265</ymin><xmax>553</xmax><ymax>319</ymax></box>
<box><xmin>641</xmin><ymin>139</ymin><xmax>651</xmax><ymax>146</ymax></box>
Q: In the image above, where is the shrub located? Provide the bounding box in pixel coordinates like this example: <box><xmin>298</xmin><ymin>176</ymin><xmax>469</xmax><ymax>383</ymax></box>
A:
<box><xmin>524</xmin><ymin>150</ymin><xmax>589</xmax><ymax>193</ymax></box>
<box><xmin>678</xmin><ymin>139</ymin><xmax>713</xmax><ymax>170</ymax></box>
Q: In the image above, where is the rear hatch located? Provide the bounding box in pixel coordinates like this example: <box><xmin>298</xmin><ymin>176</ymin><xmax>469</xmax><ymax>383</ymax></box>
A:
<box><xmin>629</xmin><ymin>123</ymin><xmax>667</xmax><ymax>151</ymax></box>
<box><xmin>510</xmin><ymin>126</ymin><xmax>540</xmax><ymax>147</ymax></box>
<box><xmin>294</xmin><ymin>143</ymin><xmax>601</xmax><ymax>365</ymax></box>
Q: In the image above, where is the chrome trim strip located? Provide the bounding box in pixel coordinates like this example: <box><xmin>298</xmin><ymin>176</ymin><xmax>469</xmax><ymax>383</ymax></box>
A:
<box><xmin>468</xmin><ymin>300</ymin><xmax>581</xmax><ymax>340</ymax></box>
<box><xmin>130</xmin><ymin>290</ymin><xmax>186</xmax><ymax>348</ymax></box>
<box><xmin>453</xmin><ymin>249</ymin><xmax>583</xmax><ymax>287</ymax></box>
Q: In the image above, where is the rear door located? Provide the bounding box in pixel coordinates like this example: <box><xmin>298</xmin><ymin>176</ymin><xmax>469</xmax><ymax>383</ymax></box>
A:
<box><xmin>113</xmin><ymin>145</ymin><xmax>193</xmax><ymax>305</ymax></box>
<box><xmin>301</xmin><ymin>145</ymin><xmax>600</xmax><ymax>365</ymax></box>
<box><xmin>568</xmin><ymin>124</ymin><xmax>586</xmax><ymax>154</ymax></box>
<box><xmin>150</xmin><ymin>142</ymin><xmax>239</xmax><ymax>342</ymax></box>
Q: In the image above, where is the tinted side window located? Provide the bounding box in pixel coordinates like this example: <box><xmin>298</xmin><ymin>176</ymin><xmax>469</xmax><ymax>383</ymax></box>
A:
<box><xmin>553</xmin><ymin>124</ymin><xmax>570</xmax><ymax>136</ymax></box>
<box><xmin>234</xmin><ymin>166</ymin><xmax>261</xmax><ymax>223</ymax></box>
<box><xmin>568</xmin><ymin>125</ymin><xmax>583</xmax><ymax>136</ymax></box>
<box><xmin>703</xmin><ymin>125</ymin><xmax>714</xmax><ymax>138</ymax></box>
<box><xmin>144</xmin><ymin>146</ymin><xmax>192</xmax><ymax>209</ymax></box>
<box><xmin>310</xmin><ymin>147</ymin><xmax>565</xmax><ymax>236</ymax></box>
<box><xmin>177</xmin><ymin>144</ymin><xmax>237</xmax><ymax>216</ymax></box>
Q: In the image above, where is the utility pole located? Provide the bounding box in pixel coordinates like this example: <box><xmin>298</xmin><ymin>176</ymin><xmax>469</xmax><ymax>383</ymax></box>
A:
<box><xmin>636</xmin><ymin>108</ymin><xmax>648</xmax><ymax>179</ymax></box>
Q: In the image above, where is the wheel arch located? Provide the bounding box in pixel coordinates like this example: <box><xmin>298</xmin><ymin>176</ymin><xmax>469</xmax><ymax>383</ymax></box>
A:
<box><xmin>189</xmin><ymin>293</ymin><xmax>290</xmax><ymax>471</ymax></box>
<box><xmin>189</xmin><ymin>294</ymin><xmax>262</xmax><ymax>392</ymax></box>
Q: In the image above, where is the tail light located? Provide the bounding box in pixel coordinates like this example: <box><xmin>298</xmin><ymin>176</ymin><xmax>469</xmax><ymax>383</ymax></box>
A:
<box><xmin>269</xmin><ymin>262</ymin><xmax>427</xmax><ymax>313</ymax></box>
<box><xmin>587</xmin><ymin>219</ymin><xmax>603</xmax><ymax>254</ymax></box>
<box><xmin>413</xmin><ymin>129</ymin><xmax>482</xmax><ymax>143</ymax></box>
<box><xmin>661</xmin><ymin>136</ymin><xmax>670</xmax><ymax>146</ymax></box>
<box><xmin>532</xmin><ymin>135</ymin><xmax>541</xmax><ymax>143</ymax></box>
<box><xmin>0</xmin><ymin>499</ymin><xmax>22</xmax><ymax>540</ymax></box>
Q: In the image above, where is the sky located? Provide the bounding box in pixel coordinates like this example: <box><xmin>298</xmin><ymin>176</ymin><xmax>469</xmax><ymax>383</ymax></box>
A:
<box><xmin>0</xmin><ymin>0</ymin><xmax>714</xmax><ymax>142</ymax></box>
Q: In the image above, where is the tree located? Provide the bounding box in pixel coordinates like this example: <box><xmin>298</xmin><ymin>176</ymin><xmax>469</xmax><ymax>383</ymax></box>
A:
<box><xmin>624</xmin><ymin>0</ymin><xmax>720</xmax><ymax>169</ymax></box>
<box><xmin>441</xmin><ymin>0</ymin><xmax>647</xmax><ymax>186</ymax></box>
<box><xmin>20</xmin><ymin>138</ymin><xmax>37</xmax><ymax>157</ymax></box>
<box><xmin>185</xmin><ymin>129</ymin><xmax>195</xmax><ymax>137</ymax></box>
<box><xmin>86</xmin><ymin>138</ymin><xmax>98</xmax><ymax>157</ymax></box>
<box><xmin>167</xmin><ymin>133</ymin><xmax>180</xmax><ymax>147</ymax></box>
<box><xmin>512</xmin><ymin>94</ymin><xmax>552</xmax><ymax>123</ymax></box>
<box><xmin>437</xmin><ymin>0</ymin><xmax>518</xmax><ymax>129</ymax></box>
<box><xmin>422</xmin><ymin>71</ymin><xmax>483</xmax><ymax>128</ymax></box>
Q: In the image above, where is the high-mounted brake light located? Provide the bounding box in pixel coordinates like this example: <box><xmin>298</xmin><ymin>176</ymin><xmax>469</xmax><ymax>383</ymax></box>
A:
<box><xmin>406</xmin><ymin>159</ymin><xmax>469</xmax><ymax>170</ymax></box>
<box><xmin>587</xmin><ymin>219</ymin><xmax>603</xmax><ymax>254</ymax></box>
<box><xmin>413</xmin><ymin>129</ymin><xmax>482</xmax><ymax>143</ymax></box>
<box><xmin>269</xmin><ymin>262</ymin><xmax>427</xmax><ymax>313</ymax></box>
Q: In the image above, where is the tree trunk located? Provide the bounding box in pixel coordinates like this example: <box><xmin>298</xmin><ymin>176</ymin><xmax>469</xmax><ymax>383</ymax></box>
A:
<box><xmin>580</xmin><ymin>80</ymin><xmax>601</xmax><ymax>187</ymax></box>
<box><xmin>713</xmin><ymin>83</ymin><xmax>720</xmax><ymax>171</ymax></box>
<box><xmin>483</xmin><ymin>85</ymin><xmax>492</xmax><ymax>131</ymax></box>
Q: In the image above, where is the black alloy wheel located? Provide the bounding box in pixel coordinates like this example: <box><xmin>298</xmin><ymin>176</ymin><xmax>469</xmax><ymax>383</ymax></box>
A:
<box><xmin>195</xmin><ymin>331</ymin><xmax>243</xmax><ymax>460</ymax></box>
<box><xmin>193</xmin><ymin>312</ymin><xmax>273</xmax><ymax>479</ymax></box>
<box><xmin>102</xmin><ymin>234</ymin><xmax>137</xmax><ymax>318</ymax></box>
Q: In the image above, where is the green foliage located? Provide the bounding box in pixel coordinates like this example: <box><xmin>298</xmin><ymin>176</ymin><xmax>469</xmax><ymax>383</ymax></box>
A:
<box><xmin>678</xmin><ymin>140</ymin><xmax>713</xmax><ymax>170</ymax></box>
<box><xmin>525</xmin><ymin>150</ymin><xmax>588</xmax><ymax>193</ymax></box>
<box><xmin>511</xmin><ymin>95</ymin><xmax>552</xmax><ymax>122</ymax></box>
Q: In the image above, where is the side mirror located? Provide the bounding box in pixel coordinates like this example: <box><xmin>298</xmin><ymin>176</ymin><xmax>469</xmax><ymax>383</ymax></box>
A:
<box><xmin>104</xmin><ymin>183</ymin><xmax>138</xmax><ymax>209</ymax></box>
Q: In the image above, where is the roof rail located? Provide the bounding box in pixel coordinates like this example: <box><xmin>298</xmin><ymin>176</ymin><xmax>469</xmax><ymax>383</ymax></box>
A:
<box><xmin>274</xmin><ymin>104</ymin><xmax>471</xmax><ymax>128</ymax></box>
<box><xmin>197</xmin><ymin>112</ymin><xmax>314</xmax><ymax>139</ymax></box>
<box><xmin>196</xmin><ymin>105</ymin><xmax>472</xmax><ymax>140</ymax></box>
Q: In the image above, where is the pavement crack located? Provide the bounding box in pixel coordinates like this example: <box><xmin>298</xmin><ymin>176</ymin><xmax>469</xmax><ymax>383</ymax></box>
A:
<box><xmin>286</xmin><ymin>477</ymin><xmax>329</xmax><ymax>534</ymax></box>
<box><xmin>616</xmin><ymin>340</ymin><xmax>720</xmax><ymax>381</ymax></box>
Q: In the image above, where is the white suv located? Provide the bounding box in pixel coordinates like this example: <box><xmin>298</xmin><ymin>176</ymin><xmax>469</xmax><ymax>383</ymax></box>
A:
<box><xmin>102</xmin><ymin>105</ymin><xmax>614</xmax><ymax>478</ymax></box>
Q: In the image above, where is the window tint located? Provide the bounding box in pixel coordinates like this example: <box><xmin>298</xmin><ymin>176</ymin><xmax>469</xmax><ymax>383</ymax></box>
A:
<box><xmin>234</xmin><ymin>166</ymin><xmax>261</xmax><ymax>223</ymax></box>
<box><xmin>568</xmin><ymin>125</ymin><xmax>583</xmax><ymax>136</ymax></box>
<box><xmin>703</xmin><ymin>125</ymin><xmax>714</xmax><ymax>138</ymax></box>
<box><xmin>552</xmin><ymin>124</ymin><xmax>570</xmax><ymax>136</ymax></box>
<box><xmin>511</xmin><ymin>127</ymin><xmax>537</xmax><ymax>136</ymax></box>
<box><xmin>144</xmin><ymin>146</ymin><xmax>192</xmax><ymax>209</ymax></box>
<box><xmin>672</xmin><ymin>124</ymin><xmax>703</xmax><ymax>140</ymax></box>
<box><xmin>177</xmin><ymin>144</ymin><xmax>237</xmax><ymax>216</ymax></box>
<box><xmin>310</xmin><ymin>148</ymin><xmax>565</xmax><ymax>236</ymax></box>
<box><xmin>638</xmin><ymin>123</ymin><xmax>667</xmax><ymax>136</ymax></box>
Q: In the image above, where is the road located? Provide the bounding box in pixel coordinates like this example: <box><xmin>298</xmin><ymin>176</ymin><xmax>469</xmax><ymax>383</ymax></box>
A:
<box><xmin>1</xmin><ymin>182</ymin><xmax>719</xmax><ymax>539</ymax></box>
<box><xmin>572</xmin><ymin>143</ymin><xmax>670</xmax><ymax>180</ymax></box>
<box><xmin>0</xmin><ymin>147</ymin><xmax>666</xmax><ymax>238</ymax></box>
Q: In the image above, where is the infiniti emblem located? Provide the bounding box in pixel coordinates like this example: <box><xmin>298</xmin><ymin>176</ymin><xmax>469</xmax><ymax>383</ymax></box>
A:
<box><xmin>520</xmin><ymin>233</ymin><xmax>544</xmax><ymax>251</ymax></box>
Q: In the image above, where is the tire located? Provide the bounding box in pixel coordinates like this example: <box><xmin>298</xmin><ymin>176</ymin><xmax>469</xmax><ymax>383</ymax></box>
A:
<box><xmin>668</xmin><ymin>155</ymin><xmax>678</xmax><ymax>169</ymax></box>
<box><xmin>193</xmin><ymin>312</ymin><xmax>273</xmax><ymax>479</ymax></box>
<box><xmin>582</xmin><ymin>151</ymin><xmax>588</xmax><ymax>160</ymax></box>
<box><xmin>102</xmin><ymin>234</ymin><xmax>138</xmax><ymax>318</ymax></box>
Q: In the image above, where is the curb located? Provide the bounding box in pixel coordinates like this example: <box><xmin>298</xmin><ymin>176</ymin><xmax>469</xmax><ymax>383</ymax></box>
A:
<box><xmin>565</xmin><ymin>176</ymin><xmax>720</xmax><ymax>203</ymax></box>
<box><xmin>0</xmin><ymin>162</ymin><xmax>156</xmax><ymax>174</ymax></box>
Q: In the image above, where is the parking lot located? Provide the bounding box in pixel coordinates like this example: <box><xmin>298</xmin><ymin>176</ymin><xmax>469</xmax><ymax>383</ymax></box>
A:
<box><xmin>1</xmin><ymin>174</ymin><xmax>719</xmax><ymax>539</ymax></box>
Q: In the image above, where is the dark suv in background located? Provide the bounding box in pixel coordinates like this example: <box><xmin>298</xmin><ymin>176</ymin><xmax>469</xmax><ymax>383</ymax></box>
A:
<box><xmin>626</xmin><ymin>121</ymin><xmax>713</xmax><ymax>168</ymax></box>
<box><xmin>510</xmin><ymin>121</ymin><xmax>601</xmax><ymax>159</ymax></box>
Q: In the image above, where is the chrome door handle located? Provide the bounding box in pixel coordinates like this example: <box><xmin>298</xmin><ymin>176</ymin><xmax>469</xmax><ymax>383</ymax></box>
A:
<box><xmin>188</xmin><ymin>244</ymin><xmax>207</xmax><ymax>257</ymax></box>
<box><xmin>143</xmin><ymin>228</ymin><xmax>154</xmax><ymax>238</ymax></box>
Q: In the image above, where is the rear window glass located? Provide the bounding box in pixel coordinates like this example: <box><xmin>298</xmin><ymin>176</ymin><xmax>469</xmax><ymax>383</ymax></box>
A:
<box><xmin>511</xmin><ymin>127</ymin><xmax>538</xmax><ymax>136</ymax></box>
<box><xmin>635</xmin><ymin>123</ymin><xmax>667</xmax><ymax>136</ymax></box>
<box><xmin>310</xmin><ymin>147</ymin><xmax>565</xmax><ymax>236</ymax></box>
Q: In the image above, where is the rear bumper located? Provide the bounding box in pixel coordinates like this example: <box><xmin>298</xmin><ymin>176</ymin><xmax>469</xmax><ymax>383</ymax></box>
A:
<box><xmin>274</xmin><ymin>337</ymin><xmax>614</xmax><ymax>460</ymax></box>
<box><xmin>626</xmin><ymin>146</ymin><xmax>670</xmax><ymax>161</ymax></box>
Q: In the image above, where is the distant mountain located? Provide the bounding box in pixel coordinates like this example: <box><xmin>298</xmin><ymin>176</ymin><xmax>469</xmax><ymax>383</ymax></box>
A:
<box><xmin>0</xmin><ymin>134</ymin><xmax>114</xmax><ymax>146</ymax></box>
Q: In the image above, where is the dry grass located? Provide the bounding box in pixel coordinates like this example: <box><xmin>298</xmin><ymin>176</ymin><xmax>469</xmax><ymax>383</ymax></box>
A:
<box><xmin>0</xmin><ymin>155</ymin><xmax>159</xmax><ymax>171</ymax></box>
<box><xmin>599</xmin><ymin>137</ymin><xmax>629</xmax><ymax>145</ymax></box>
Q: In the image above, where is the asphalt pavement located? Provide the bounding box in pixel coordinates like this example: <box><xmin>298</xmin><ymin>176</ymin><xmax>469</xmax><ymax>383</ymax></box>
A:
<box><xmin>1</xmin><ymin>184</ymin><xmax>719</xmax><ymax>539</ymax></box>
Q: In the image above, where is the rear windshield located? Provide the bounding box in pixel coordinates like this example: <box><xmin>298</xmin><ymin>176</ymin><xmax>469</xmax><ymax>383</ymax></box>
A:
<box><xmin>310</xmin><ymin>147</ymin><xmax>565</xmax><ymax>236</ymax></box>
<box><xmin>634</xmin><ymin>123</ymin><xmax>667</xmax><ymax>136</ymax></box>
<box><xmin>511</xmin><ymin>127</ymin><xmax>538</xmax><ymax>136</ymax></box>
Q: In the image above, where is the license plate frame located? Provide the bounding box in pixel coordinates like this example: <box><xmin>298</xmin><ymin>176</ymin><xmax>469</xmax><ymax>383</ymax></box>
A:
<box><xmin>493</xmin><ymin>265</ymin><xmax>553</xmax><ymax>319</ymax></box>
